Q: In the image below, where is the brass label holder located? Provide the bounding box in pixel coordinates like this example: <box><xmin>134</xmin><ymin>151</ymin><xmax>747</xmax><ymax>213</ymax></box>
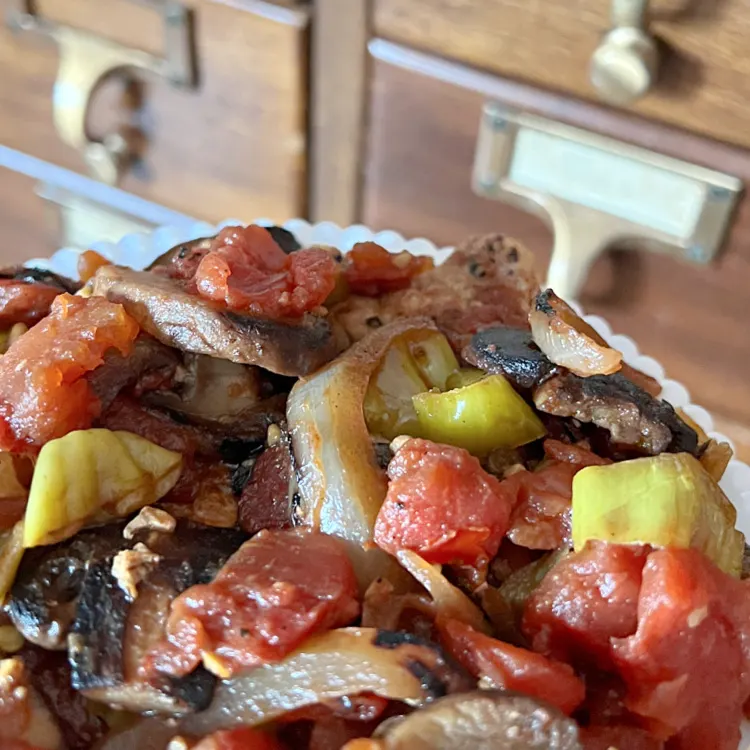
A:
<box><xmin>472</xmin><ymin>102</ymin><xmax>743</xmax><ymax>300</ymax></box>
<box><xmin>6</xmin><ymin>0</ymin><xmax>196</xmax><ymax>185</ymax></box>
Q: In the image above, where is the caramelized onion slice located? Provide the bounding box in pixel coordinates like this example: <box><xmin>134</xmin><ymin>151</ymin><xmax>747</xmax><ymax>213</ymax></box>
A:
<box><xmin>396</xmin><ymin>551</ymin><xmax>491</xmax><ymax>635</ymax></box>
<box><xmin>181</xmin><ymin>627</ymin><xmax>471</xmax><ymax>735</ymax></box>
<box><xmin>289</xmin><ymin>317</ymin><xmax>437</xmax><ymax>540</ymax></box>
<box><xmin>529</xmin><ymin>290</ymin><xmax>622</xmax><ymax>377</ymax></box>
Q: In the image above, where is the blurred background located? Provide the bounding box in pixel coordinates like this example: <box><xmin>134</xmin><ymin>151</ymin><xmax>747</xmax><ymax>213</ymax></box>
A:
<box><xmin>1</xmin><ymin>0</ymin><xmax>749</xmax><ymax>459</ymax></box>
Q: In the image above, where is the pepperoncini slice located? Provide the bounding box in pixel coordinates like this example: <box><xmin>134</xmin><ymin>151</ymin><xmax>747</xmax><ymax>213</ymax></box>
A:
<box><xmin>23</xmin><ymin>429</ymin><xmax>183</xmax><ymax>548</ymax></box>
<box><xmin>572</xmin><ymin>452</ymin><xmax>745</xmax><ymax>576</ymax></box>
<box><xmin>412</xmin><ymin>374</ymin><xmax>546</xmax><ymax>455</ymax></box>
<box><xmin>364</xmin><ymin>331</ymin><xmax>459</xmax><ymax>440</ymax></box>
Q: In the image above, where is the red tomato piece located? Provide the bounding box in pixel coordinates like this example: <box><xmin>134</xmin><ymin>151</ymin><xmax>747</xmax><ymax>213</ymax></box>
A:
<box><xmin>522</xmin><ymin>541</ymin><xmax>648</xmax><ymax>669</ymax></box>
<box><xmin>143</xmin><ymin>528</ymin><xmax>360</xmax><ymax>679</ymax></box>
<box><xmin>580</xmin><ymin>725</ymin><xmax>664</xmax><ymax>750</ymax></box>
<box><xmin>503</xmin><ymin>440</ymin><xmax>610</xmax><ymax>550</ymax></box>
<box><xmin>344</xmin><ymin>242</ymin><xmax>434</xmax><ymax>296</ymax></box>
<box><xmin>373</xmin><ymin>438</ymin><xmax>514</xmax><ymax>566</ymax></box>
<box><xmin>613</xmin><ymin>547</ymin><xmax>750</xmax><ymax>750</ymax></box>
<box><xmin>0</xmin><ymin>280</ymin><xmax>60</xmax><ymax>327</ymax></box>
<box><xmin>194</xmin><ymin>225</ymin><xmax>338</xmax><ymax>317</ymax></box>
<box><xmin>438</xmin><ymin>618</ymin><xmax>585</xmax><ymax>714</ymax></box>
<box><xmin>0</xmin><ymin>294</ymin><xmax>138</xmax><ymax>452</ymax></box>
<box><xmin>76</xmin><ymin>250</ymin><xmax>111</xmax><ymax>283</ymax></box>
<box><xmin>192</xmin><ymin>728</ymin><xmax>283</xmax><ymax>750</ymax></box>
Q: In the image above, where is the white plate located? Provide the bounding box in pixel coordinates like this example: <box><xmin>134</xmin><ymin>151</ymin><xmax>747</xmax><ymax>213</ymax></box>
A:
<box><xmin>29</xmin><ymin>218</ymin><xmax>750</xmax><ymax>749</ymax></box>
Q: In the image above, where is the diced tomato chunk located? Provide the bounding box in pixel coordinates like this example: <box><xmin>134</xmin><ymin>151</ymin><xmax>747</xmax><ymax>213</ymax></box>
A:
<box><xmin>612</xmin><ymin>547</ymin><xmax>750</xmax><ymax>750</ymax></box>
<box><xmin>192</xmin><ymin>727</ymin><xmax>283</xmax><ymax>750</ymax></box>
<box><xmin>437</xmin><ymin>618</ymin><xmax>585</xmax><ymax>714</ymax></box>
<box><xmin>143</xmin><ymin>528</ymin><xmax>360</xmax><ymax>679</ymax></box>
<box><xmin>76</xmin><ymin>250</ymin><xmax>111</xmax><ymax>283</ymax></box>
<box><xmin>344</xmin><ymin>242</ymin><xmax>434</xmax><ymax>296</ymax></box>
<box><xmin>503</xmin><ymin>440</ymin><xmax>611</xmax><ymax>550</ymax></box>
<box><xmin>193</xmin><ymin>225</ymin><xmax>338</xmax><ymax>317</ymax></box>
<box><xmin>0</xmin><ymin>294</ymin><xmax>138</xmax><ymax>452</ymax></box>
<box><xmin>374</xmin><ymin>438</ymin><xmax>514</xmax><ymax>566</ymax></box>
<box><xmin>522</xmin><ymin>541</ymin><xmax>648</xmax><ymax>669</ymax></box>
<box><xmin>0</xmin><ymin>280</ymin><xmax>60</xmax><ymax>327</ymax></box>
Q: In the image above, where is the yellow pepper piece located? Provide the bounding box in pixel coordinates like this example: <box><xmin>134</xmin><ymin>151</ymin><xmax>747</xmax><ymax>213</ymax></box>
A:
<box><xmin>23</xmin><ymin>429</ymin><xmax>183</xmax><ymax>548</ymax></box>
<box><xmin>412</xmin><ymin>374</ymin><xmax>546</xmax><ymax>455</ymax></box>
<box><xmin>364</xmin><ymin>330</ymin><xmax>459</xmax><ymax>441</ymax></box>
<box><xmin>572</xmin><ymin>453</ymin><xmax>745</xmax><ymax>576</ymax></box>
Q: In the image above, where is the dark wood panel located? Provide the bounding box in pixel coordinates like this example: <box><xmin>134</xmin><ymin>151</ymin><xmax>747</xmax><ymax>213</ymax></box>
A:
<box><xmin>0</xmin><ymin>168</ymin><xmax>60</xmax><ymax>265</ymax></box>
<box><xmin>361</xmin><ymin>52</ymin><xmax>750</xmax><ymax>459</ymax></box>
<box><xmin>0</xmin><ymin>0</ymin><xmax>308</xmax><ymax>223</ymax></box>
<box><xmin>373</xmin><ymin>0</ymin><xmax>750</xmax><ymax>152</ymax></box>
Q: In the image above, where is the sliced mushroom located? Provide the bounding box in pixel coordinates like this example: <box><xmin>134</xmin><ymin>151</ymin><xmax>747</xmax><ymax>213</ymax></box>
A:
<box><xmin>68</xmin><ymin>523</ymin><xmax>245</xmax><ymax>715</ymax></box>
<box><xmin>90</xmin><ymin>266</ymin><xmax>347</xmax><ymax>376</ymax></box>
<box><xmin>533</xmin><ymin>372</ymin><xmax>698</xmax><ymax>455</ymax></box>
<box><xmin>143</xmin><ymin>354</ymin><xmax>287</xmax><ymax>440</ymax></box>
<box><xmin>8</xmin><ymin>524</ymin><xmax>128</xmax><ymax>649</ymax></box>
<box><xmin>373</xmin><ymin>690</ymin><xmax>582</xmax><ymax>750</ymax></box>
<box><xmin>463</xmin><ymin>326</ymin><xmax>558</xmax><ymax>390</ymax></box>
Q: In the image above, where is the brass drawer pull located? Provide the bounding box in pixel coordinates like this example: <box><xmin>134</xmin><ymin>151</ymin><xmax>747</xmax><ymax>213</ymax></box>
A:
<box><xmin>590</xmin><ymin>0</ymin><xmax>659</xmax><ymax>105</ymax></box>
<box><xmin>7</xmin><ymin>0</ymin><xmax>196</xmax><ymax>185</ymax></box>
<box><xmin>472</xmin><ymin>102</ymin><xmax>742</xmax><ymax>300</ymax></box>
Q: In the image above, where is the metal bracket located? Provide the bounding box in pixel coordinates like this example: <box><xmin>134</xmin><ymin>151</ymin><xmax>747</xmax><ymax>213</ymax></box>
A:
<box><xmin>6</xmin><ymin>0</ymin><xmax>196</xmax><ymax>185</ymax></box>
<box><xmin>472</xmin><ymin>101</ymin><xmax>743</xmax><ymax>300</ymax></box>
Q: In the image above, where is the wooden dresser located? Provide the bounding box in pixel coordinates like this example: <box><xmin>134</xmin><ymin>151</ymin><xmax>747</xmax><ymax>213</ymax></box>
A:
<box><xmin>2</xmin><ymin>0</ymin><xmax>749</xmax><ymax>458</ymax></box>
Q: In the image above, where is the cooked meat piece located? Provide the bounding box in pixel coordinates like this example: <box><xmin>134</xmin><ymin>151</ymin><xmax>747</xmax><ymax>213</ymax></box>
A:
<box><xmin>0</xmin><ymin>266</ymin><xmax>79</xmax><ymax>294</ymax></box>
<box><xmin>87</xmin><ymin>334</ymin><xmax>181</xmax><ymax>411</ymax></box>
<box><xmin>533</xmin><ymin>372</ymin><xmax>698</xmax><ymax>455</ymax></box>
<box><xmin>237</xmin><ymin>434</ymin><xmax>295</xmax><ymax>535</ymax></box>
<box><xmin>0</xmin><ymin>656</ymin><xmax>64</xmax><ymax>750</ymax></box>
<box><xmin>19</xmin><ymin>646</ymin><xmax>107</xmax><ymax>750</ymax></box>
<box><xmin>91</xmin><ymin>266</ymin><xmax>347</xmax><ymax>376</ymax></box>
<box><xmin>69</xmin><ymin>522</ymin><xmax>245</xmax><ymax>715</ymax></box>
<box><xmin>8</xmin><ymin>523</ymin><xmax>128</xmax><ymax>649</ymax></box>
<box><xmin>372</xmin><ymin>690</ymin><xmax>581</xmax><ymax>749</ymax></box>
<box><xmin>463</xmin><ymin>326</ymin><xmax>558</xmax><ymax>389</ymax></box>
<box><xmin>333</xmin><ymin>234</ymin><xmax>539</xmax><ymax>350</ymax></box>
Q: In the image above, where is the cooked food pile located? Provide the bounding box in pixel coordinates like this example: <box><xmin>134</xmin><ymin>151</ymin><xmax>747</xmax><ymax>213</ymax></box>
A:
<box><xmin>0</xmin><ymin>225</ymin><xmax>746</xmax><ymax>750</ymax></box>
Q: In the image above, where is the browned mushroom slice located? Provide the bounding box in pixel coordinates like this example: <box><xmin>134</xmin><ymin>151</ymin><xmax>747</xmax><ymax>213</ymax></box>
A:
<box><xmin>534</xmin><ymin>372</ymin><xmax>698</xmax><ymax>455</ymax></box>
<box><xmin>372</xmin><ymin>690</ymin><xmax>582</xmax><ymax>750</ymax></box>
<box><xmin>69</xmin><ymin>523</ymin><xmax>245</xmax><ymax>715</ymax></box>
<box><xmin>90</xmin><ymin>266</ymin><xmax>347</xmax><ymax>377</ymax></box>
<box><xmin>463</xmin><ymin>326</ymin><xmax>558</xmax><ymax>390</ymax></box>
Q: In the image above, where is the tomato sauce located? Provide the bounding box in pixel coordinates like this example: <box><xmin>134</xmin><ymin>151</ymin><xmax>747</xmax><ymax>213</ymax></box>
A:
<box><xmin>344</xmin><ymin>242</ymin><xmax>433</xmax><ymax>297</ymax></box>
<box><xmin>0</xmin><ymin>294</ymin><xmax>138</xmax><ymax>452</ymax></box>
<box><xmin>143</xmin><ymin>528</ymin><xmax>360</xmax><ymax>679</ymax></box>
<box><xmin>374</xmin><ymin>438</ymin><xmax>514</xmax><ymax>567</ymax></box>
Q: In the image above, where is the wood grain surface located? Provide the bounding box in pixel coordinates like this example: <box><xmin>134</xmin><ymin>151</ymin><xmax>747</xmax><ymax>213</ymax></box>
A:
<box><xmin>0</xmin><ymin>168</ymin><xmax>61</xmax><ymax>264</ymax></box>
<box><xmin>0</xmin><ymin>0</ymin><xmax>309</xmax><ymax>222</ymax></box>
<box><xmin>361</xmin><ymin>50</ymin><xmax>750</xmax><ymax>459</ymax></box>
<box><xmin>373</xmin><ymin>0</ymin><xmax>750</xmax><ymax>152</ymax></box>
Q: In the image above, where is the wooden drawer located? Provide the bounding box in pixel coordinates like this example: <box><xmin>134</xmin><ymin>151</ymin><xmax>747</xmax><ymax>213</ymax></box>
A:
<box><xmin>361</xmin><ymin>42</ymin><xmax>750</xmax><ymax>459</ymax></box>
<box><xmin>373</xmin><ymin>0</ymin><xmax>750</xmax><ymax>152</ymax></box>
<box><xmin>0</xmin><ymin>0</ymin><xmax>308</xmax><ymax>223</ymax></box>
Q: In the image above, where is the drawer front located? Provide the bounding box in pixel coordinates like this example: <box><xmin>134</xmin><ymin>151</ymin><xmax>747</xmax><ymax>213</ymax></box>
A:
<box><xmin>0</xmin><ymin>0</ymin><xmax>308</xmax><ymax>222</ymax></box>
<box><xmin>373</xmin><ymin>0</ymin><xmax>750</xmax><ymax>151</ymax></box>
<box><xmin>361</xmin><ymin>44</ymin><xmax>750</xmax><ymax>459</ymax></box>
